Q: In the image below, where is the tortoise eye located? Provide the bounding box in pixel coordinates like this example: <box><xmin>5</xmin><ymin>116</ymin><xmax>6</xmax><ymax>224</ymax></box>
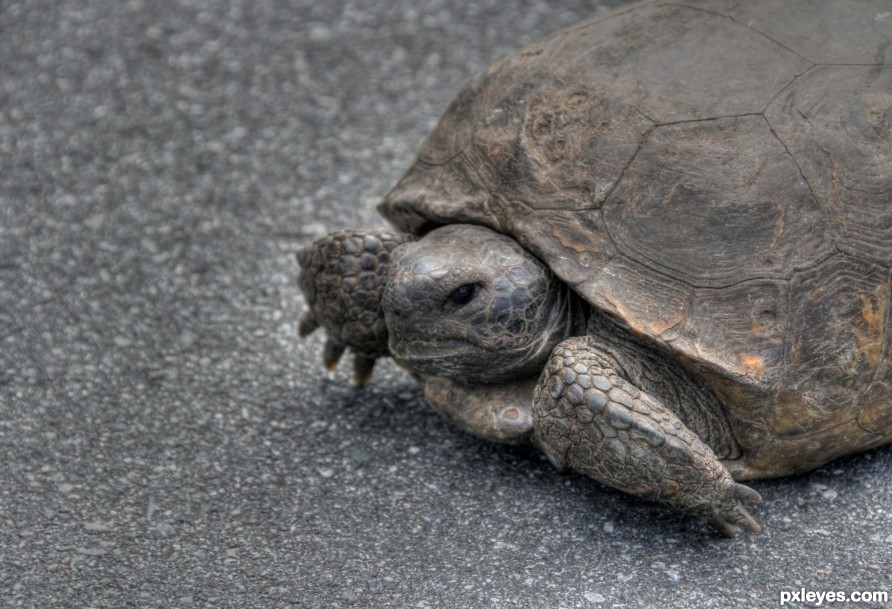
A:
<box><xmin>445</xmin><ymin>283</ymin><xmax>478</xmax><ymax>307</ymax></box>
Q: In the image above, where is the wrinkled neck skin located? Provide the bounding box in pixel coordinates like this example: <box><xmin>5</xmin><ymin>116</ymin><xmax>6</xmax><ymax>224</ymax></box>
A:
<box><xmin>382</xmin><ymin>224</ymin><xmax>587</xmax><ymax>385</ymax></box>
<box><xmin>499</xmin><ymin>282</ymin><xmax>585</xmax><ymax>380</ymax></box>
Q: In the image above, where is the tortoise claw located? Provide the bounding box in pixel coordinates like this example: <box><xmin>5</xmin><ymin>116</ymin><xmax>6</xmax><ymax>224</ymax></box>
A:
<box><xmin>298</xmin><ymin>311</ymin><xmax>320</xmax><ymax>338</ymax></box>
<box><xmin>703</xmin><ymin>482</ymin><xmax>762</xmax><ymax>536</ymax></box>
<box><xmin>322</xmin><ymin>338</ymin><xmax>347</xmax><ymax>370</ymax></box>
<box><xmin>302</xmin><ymin>326</ymin><xmax>379</xmax><ymax>385</ymax></box>
<box><xmin>706</xmin><ymin>502</ymin><xmax>762</xmax><ymax>537</ymax></box>
<box><xmin>732</xmin><ymin>481</ymin><xmax>762</xmax><ymax>505</ymax></box>
<box><xmin>353</xmin><ymin>354</ymin><xmax>377</xmax><ymax>386</ymax></box>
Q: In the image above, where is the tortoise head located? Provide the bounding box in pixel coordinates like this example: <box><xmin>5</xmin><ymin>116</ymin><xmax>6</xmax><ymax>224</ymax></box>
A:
<box><xmin>383</xmin><ymin>224</ymin><xmax>583</xmax><ymax>383</ymax></box>
<box><xmin>298</xmin><ymin>224</ymin><xmax>582</xmax><ymax>383</ymax></box>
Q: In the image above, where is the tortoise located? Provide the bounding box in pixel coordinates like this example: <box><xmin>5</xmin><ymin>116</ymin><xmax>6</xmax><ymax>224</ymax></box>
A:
<box><xmin>297</xmin><ymin>0</ymin><xmax>892</xmax><ymax>535</ymax></box>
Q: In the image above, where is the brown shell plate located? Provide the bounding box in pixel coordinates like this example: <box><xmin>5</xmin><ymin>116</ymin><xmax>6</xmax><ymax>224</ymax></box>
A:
<box><xmin>378</xmin><ymin>0</ymin><xmax>892</xmax><ymax>445</ymax></box>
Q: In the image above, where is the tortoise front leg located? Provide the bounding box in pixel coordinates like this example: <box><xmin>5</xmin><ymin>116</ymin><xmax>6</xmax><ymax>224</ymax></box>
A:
<box><xmin>532</xmin><ymin>337</ymin><xmax>762</xmax><ymax>536</ymax></box>
<box><xmin>297</xmin><ymin>229</ymin><xmax>414</xmax><ymax>384</ymax></box>
<box><xmin>422</xmin><ymin>377</ymin><xmax>536</xmax><ymax>445</ymax></box>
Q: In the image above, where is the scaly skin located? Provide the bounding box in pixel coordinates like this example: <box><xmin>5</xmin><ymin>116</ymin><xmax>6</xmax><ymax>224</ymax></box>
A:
<box><xmin>297</xmin><ymin>223</ymin><xmax>762</xmax><ymax>535</ymax></box>
<box><xmin>383</xmin><ymin>225</ymin><xmax>583</xmax><ymax>384</ymax></box>
<box><xmin>297</xmin><ymin>229</ymin><xmax>413</xmax><ymax>383</ymax></box>
<box><xmin>532</xmin><ymin>338</ymin><xmax>761</xmax><ymax>536</ymax></box>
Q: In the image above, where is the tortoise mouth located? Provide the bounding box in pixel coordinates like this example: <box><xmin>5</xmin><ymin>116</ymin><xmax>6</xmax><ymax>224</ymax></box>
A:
<box><xmin>389</xmin><ymin>337</ymin><xmax>547</xmax><ymax>383</ymax></box>
<box><xmin>389</xmin><ymin>339</ymin><xmax>480</xmax><ymax>371</ymax></box>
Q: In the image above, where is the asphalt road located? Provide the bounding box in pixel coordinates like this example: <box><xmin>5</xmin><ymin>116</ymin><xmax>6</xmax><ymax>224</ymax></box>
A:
<box><xmin>1</xmin><ymin>1</ymin><xmax>890</xmax><ymax>608</ymax></box>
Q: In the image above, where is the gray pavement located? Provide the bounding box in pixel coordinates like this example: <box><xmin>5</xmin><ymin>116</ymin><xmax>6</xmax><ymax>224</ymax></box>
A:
<box><xmin>1</xmin><ymin>1</ymin><xmax>890</xmax><ymax>608</ymax></box>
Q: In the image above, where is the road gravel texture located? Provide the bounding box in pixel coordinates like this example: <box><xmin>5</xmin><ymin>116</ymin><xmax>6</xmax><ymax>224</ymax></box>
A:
<box><xmin>1</xmin><ymin>1</ymin><xmax>890</xmax><ymax>608</ymax></box>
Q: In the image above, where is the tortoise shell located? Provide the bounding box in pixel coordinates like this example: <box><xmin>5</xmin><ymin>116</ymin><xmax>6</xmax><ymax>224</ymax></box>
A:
<box><xmin>378</xmin><ymin>0</ymin><xmax>892</xmax><ymax>476</ymax></box>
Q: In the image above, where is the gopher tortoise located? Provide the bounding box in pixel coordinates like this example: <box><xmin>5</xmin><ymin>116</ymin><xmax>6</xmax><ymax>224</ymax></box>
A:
<box><xmin>297</xmin><ymin>0</ymin><xmax>892</xmax><ymax>535</ymax></box>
